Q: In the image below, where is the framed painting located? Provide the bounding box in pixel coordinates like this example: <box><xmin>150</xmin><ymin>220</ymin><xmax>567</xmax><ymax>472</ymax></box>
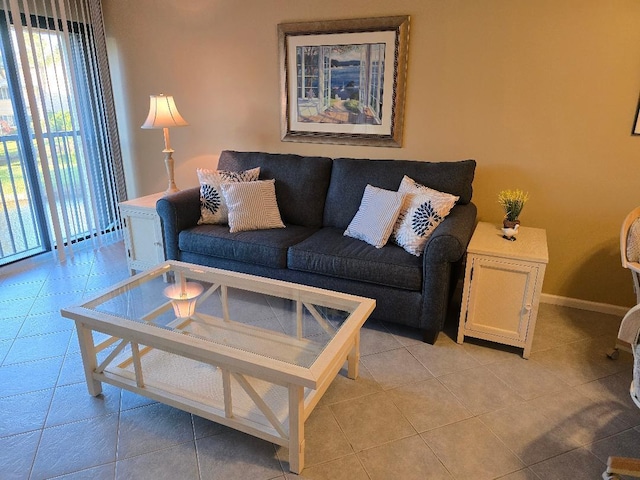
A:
<box><xmin>278</xmin><ymin>16</ymin><xmax>410</xmax><ymax>147</ymax></box>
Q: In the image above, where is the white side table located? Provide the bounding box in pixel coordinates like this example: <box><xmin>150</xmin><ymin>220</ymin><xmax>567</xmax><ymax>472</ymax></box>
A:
<box><xmin>119</xmin><ymin>192</ymin><xmax>166</xmax><ymax>275</ymax></box>
<box><xmin>457</xmin><ymin>222</ymin><xmax>548</xmax><ymax>358</ymax></box>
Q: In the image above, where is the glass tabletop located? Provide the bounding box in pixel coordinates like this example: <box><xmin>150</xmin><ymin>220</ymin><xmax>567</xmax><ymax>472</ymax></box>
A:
<box><xmin>79</xmin><ymin>262</ymin><xmax>371</xmax><ymax>368</ymax></box>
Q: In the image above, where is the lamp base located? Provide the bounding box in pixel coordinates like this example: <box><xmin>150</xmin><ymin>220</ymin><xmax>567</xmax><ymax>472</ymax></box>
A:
<box><xmin>163</xmin><ymin>149</ymin><xmax>180</xmax><ymax>196</ymax></box>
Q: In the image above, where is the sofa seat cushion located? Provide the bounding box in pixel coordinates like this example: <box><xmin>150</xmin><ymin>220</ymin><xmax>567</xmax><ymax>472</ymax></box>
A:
<box><xmin>179</xmin><ymin>224</ymin><xmax>318</xmax><ymax>269</ymax></box>
<box><xmin>287</xmin><ymin>227</ymin><xmax>422</xmax><ymax>291</ymax></box>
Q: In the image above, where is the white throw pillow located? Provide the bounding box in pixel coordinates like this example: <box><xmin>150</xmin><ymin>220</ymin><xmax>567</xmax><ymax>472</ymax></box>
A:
<box><xmin>392</xmin><ymin>175</ymin><xmax>459</xmax><ymax>256</ymax></box>
<box><xmin>221</xmin><ymin>179</ymin><xmax>285</xmax><ymax>233</ymax></box>
<box><xmin>197</xmin><ymin>167</ymin><xmax>260</xmax><ymax>224</ymax></box>
<box><xmin>344</xmin><ymin>184</ymin><xmax>406</xmax><ymax>248</ymax></box>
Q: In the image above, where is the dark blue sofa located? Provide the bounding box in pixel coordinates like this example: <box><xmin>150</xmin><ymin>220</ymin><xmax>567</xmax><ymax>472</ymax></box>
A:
<box><xmin>156</xmin><ymin>150</ymin><xmax>477</xmax><ymax>343</ymax></box>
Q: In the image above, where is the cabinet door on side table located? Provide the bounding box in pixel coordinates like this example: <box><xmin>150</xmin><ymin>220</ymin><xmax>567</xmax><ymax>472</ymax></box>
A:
<box><xmin>121</xmin><ymin>211</ymin><xmax>164</xmax><ymax>273</ymax></box>
<box><xmin>464</xmin><ymin>256</ymin><xmax>540</xmax><ymax>343</ymax></box>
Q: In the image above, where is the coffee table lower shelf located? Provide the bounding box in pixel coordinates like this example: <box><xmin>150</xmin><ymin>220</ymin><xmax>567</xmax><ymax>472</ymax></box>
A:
<box><xmin>76</xmin><ymin>322</ymin><xmax>357</xmax><ymax>474</ymax></box>
<box><xmin>110</xmin><ymin>348</ymin><xmax>310</xmax><ymax>439</ymax></box>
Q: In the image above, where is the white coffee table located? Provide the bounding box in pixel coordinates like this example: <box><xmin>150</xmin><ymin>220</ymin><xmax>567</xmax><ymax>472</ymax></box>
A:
<box><xmin>61</xmin><ymin>260</ymin><xmax>375</xmax><ymax>473</ymax></box>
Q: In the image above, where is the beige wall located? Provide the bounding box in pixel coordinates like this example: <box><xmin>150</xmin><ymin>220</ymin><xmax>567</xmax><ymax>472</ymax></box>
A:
<box><xmin>102</xmin><ymin>0</ymin><xmax>640</xmax><ymax>308</ymax></box>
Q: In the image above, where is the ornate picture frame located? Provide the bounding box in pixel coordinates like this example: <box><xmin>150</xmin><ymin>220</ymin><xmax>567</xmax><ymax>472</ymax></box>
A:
<box><xmin>278</xmin><ymin>16</ymin><xmax>410</xmax><ymax>147</ymax></box>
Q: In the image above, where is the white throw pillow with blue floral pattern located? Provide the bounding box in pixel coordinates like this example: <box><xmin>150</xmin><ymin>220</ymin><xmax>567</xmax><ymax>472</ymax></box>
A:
<box><xmin>392</xmin><ymin>175</ymin><xmax>459</xmax><ymax>256</ymax></box>
<box><xmin>197</xmin><ymin>167</ymin><xmax>260</xmax><ymax>224</ymax></box>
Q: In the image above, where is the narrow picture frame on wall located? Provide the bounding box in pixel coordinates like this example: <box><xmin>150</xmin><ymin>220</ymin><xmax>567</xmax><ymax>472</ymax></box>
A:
<box><xmin>632</xmin><ymin>91</ymin><xmax>640</xmax><ymax>135</ymax></box>
<box><xmin>278</xmin><ymin>16</ymin><xmax>410</xmax><ymax>147</ymax></box>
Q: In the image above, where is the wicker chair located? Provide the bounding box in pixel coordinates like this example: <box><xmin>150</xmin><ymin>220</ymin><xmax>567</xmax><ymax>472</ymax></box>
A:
<box><xmin>621</xmin><ymin>206</ymin><xmax>640</xmax><ymax>304</ymax></box>
<box><xmin>603</xmin><ymin>304</ymin><xmax>640</xmax><ymax>479</ymax></box>
<box><xmin>603</xmin><ymin>210</ymin><xmax>640</xmax><ymax>477</ymax></box>
<box><xmin>608</xmin><ymin>207</ymin><xmax>640</xmax><ymax>360</ymax></box>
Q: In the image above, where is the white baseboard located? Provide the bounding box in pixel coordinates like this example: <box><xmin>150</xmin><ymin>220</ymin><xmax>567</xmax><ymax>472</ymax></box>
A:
<box><xmin>541</xmin><ymin>293</ymin><xmax>630</xmax><ymax>317</ymax></box>
<box><xmin>0</xmin><ymin>251</ymin><xmax>54</xmax><ymax>277</ymax></box>
<box><xmin>0</xmin><ymin>252</ymin><xmax>634</xmax><ymax>319</ymax></box>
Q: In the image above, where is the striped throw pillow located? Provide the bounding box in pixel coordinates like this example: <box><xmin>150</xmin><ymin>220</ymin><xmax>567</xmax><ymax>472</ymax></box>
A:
<box><xmin>197</xmin><ymin>167</ymin><xmax>260</xmax><ymax>225</ymax></box>
<box><xmin>344</xmin><ymin>184</ymin><xmax>406</xmax><ymax>248</ymax></box>
<box><xmin>221</xmin><ymin>179</ymin><xmax>285</xmax><ymax>233</ymax></box>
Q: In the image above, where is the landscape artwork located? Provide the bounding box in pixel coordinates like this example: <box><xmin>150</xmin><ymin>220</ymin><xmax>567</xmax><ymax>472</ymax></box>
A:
<box><xmin>295</xmin><ymin>43</ymin><xmax>386</xmax><ymax>126</ymax></box>
<box><xmin>279</xmin><ymin>16</ymin><xmax>409</xmax><ymax>147</ymax></box>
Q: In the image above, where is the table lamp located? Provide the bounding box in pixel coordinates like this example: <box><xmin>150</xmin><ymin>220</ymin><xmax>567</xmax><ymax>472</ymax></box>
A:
<box><xmin>141</xmin><ymin>94</ymin><xmax>188</xmax><ymax>195</ymax></box>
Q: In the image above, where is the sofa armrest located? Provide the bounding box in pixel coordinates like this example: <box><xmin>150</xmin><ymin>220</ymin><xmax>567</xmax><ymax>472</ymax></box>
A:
<box><xmin>420</xmin><ymin>202</ymin><xmax>477</xmax><ymax>343</ymax></box>
<box><xmin>422</xmin><ymin>202</ymin><xmax>477</xmax><ymax>266</ymax></box>
<box><xmin>156</xmin><ymin>187</ymin><xmax>201</xmax><ymax>260</ymax></box>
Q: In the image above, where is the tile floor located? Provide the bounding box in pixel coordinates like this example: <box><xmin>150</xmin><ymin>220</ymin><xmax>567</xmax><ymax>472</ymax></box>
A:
<box><xmin>1</xmin><ymin>240</ymin><xmax>639</xmax><ymax>479</ymax></box>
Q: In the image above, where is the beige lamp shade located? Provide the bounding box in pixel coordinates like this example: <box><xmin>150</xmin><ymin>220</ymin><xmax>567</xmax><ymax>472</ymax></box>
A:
<box><xmin>141</xmin><ymin>94</ymin><xmax>188</xmax><ymax>129</ymax></box>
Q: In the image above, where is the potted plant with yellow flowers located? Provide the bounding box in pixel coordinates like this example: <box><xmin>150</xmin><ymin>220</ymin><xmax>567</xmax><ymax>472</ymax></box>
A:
<box><xmin>498</xmin><ymin>189</ymin><xmax>529</xmax><ymax>240</ymax></box>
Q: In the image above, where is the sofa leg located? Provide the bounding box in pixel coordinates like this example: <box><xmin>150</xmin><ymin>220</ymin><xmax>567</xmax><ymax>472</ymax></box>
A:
<box><xmin>423</xmin><ymin>328</ymin><xmax>439</xmax><ymax>345</ymax></box>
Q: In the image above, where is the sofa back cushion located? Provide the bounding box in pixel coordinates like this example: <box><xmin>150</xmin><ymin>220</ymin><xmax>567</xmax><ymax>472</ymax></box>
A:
<box><xmin>218</xmin><ymin>150</ymin><xmax>333</xmax><ymax>228</ymax></box>
<box><xmin>323</xmin><ymin>157</ymin><xmax>476</xmax><ymax>229</ymax></box>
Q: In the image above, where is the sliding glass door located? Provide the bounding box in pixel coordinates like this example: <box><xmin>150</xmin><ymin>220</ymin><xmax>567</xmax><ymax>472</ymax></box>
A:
<box><xmin>0</xmin><ymin>25</ymin><xmax>49</xmax><ymax>264</ymax></box>
<box><xmin>0</xmin><ymin>2</ymin><xmax>123</xmax><ymax>266</ymax></box>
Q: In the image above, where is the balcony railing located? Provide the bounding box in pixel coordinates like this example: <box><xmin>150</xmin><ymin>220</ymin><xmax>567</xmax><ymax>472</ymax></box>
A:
<box><xmin>0</xmin><ymin>130</ymin><xmax>97</xmax><ymax>265</ymax></box>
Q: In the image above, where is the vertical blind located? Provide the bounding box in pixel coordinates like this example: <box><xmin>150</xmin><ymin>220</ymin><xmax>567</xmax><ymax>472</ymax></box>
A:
<box><xmin>0</xmin><ymin>0</ymin><xmax>125</xmax><ymax>263</ymax></box>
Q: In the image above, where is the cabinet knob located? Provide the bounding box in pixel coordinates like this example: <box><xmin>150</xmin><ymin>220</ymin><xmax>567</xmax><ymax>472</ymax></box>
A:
<box><xmin>524</xmin><ymin>304</ymin><xmax>532</xmax><ymax>311</ymax></box>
